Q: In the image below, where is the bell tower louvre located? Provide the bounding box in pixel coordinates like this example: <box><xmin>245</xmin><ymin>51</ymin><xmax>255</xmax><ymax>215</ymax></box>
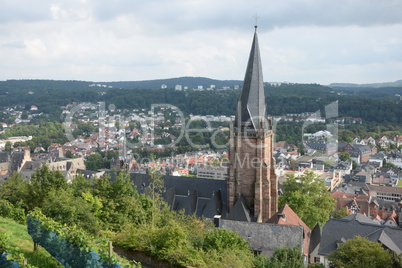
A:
<box><xmin>227</xmin><ymin>26</ymin><xmax>278</xmax><ymax>223</ymax></box>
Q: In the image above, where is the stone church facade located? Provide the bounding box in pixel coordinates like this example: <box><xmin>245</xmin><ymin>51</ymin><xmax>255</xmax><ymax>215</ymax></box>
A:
<box><xmin>227</xmin><ymin>27</ymin><xmax>278</xmax><ymax>223</ymax></box>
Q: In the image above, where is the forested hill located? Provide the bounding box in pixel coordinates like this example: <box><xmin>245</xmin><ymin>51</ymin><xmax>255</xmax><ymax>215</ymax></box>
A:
<box><xmin>103</xmin><ymin>77</ymin><xmax>243</xmax><ymax>89</ymax></box>
<box><xmin>1</xmin><ymin>79</ymin><xmax>402</xmax><ymax>124</ymax></box>
<box><xmin>329</xmin><ymin>80</ymin><xmax>402</xmax><ymax>98</ymax></box>
<box><xmin>0</xmin><ymin>77</ymin><xmax>244</xmax><ymax>91</ymax></box>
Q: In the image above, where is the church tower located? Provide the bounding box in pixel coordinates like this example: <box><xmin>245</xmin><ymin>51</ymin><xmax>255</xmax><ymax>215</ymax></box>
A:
<box><xmin>227</xmin><ymin>26</ymin><xmax>278</xmax><ymax>223</ymax></box>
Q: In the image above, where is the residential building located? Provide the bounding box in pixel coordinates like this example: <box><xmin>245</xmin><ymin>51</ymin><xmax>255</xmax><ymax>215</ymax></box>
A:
<box><xmin>313</xmin><ymin>214</ymin><xmax>402</xmax><ymax>266</ymax></box>
<box><xmin>196</xmin><ymin>166</ymin><xmax>227</xmax><ymax>180</ymax></box>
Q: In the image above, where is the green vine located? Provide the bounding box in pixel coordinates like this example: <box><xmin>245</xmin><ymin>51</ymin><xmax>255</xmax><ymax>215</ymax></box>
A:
<box><xmin>29</xmin><ymin>208</ymin><xmax>91</xmax><ymax>251</ymax></box>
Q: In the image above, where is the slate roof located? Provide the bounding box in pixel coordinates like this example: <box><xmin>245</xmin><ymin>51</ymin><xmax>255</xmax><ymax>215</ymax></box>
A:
<box><xmin>368</xmin><ymin>184</ymin><xmax>402</xmax><ymax>195</ymax></box>
<box><xmin>130</xmin><ymin>172</ymin><xmax>227</xmax><ymax>218</ymax></box>
<box><xmin>226</xmin><ymin>195</ymin><xmax>251</xmax><ymax>222</ymax></box>
<box><xmin>318</xmin><ymin>213</ymin><xmax>402</xmax><ymax>256</ymax></box>
<box><xmin>353</xmin><ymin>144</ymin><xmax>373</xmax><ymax>154</ymax></box>
<box><xmin>219</xmin><ymin>219</ymin><xmax>304</xmax><ymax>256</ymax></box>
<box><xmin>267</xmin><ymin>204</ymin><xmax>311</xmax><ymax>256</ymax></box>
<box><xmin>10</xmin><ymin>152</ymin><xmax>25</xmax><ymax>172</ymax></box>
<box><xmin>309</xmin><ymin>224</ymin><xmax>321</xmax><ymax>254</ymax></box>
<box><xmin>77</xmin><ymin>169</ymin><xmax>99</xmax><ymax>179</ymax></box>
<box><xmin>371</xmin><ymin>197</ymin><xmax>401</xmax><ymax>212</ymax></box>
<box><xmin>234</xmin><ymin>28</ymin><xmax>268</xmax><ymax>131</ymax></box>
<box><xmin>0</xmin><ymin>152</ymin><xmax>10</xmax><ymax>163</ymax></box>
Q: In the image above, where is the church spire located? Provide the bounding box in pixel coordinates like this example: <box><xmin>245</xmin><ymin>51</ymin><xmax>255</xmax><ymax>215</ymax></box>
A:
<box><xmin>235</xmin><ymin>27</ymin><xmax>268</xmax><ymax>131</ymax></box>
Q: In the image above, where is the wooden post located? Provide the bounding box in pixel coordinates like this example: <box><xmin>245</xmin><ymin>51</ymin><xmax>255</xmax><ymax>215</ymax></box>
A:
<box><xmin>23</xmin><ymin>259</ymin><xmax>28</xmax><ymax>266</ymax></box>
<box><xmin>108</xmin><ymin>241</ymin><xmax>113</xmax><ymax>259</ymax></box>
<box><xmin>33</xmin><ymin>242</ymin><xmax>38</xmax><ymax>251</ymax></box>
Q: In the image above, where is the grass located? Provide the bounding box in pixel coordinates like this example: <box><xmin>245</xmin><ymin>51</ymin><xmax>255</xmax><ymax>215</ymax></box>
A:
<box><xmin>0</xmin><ymin>216</ymin><xmax>140</xmax><ymax>267</ymax></box>
<box><xmin>0</xmin><ymin>216</ymin><xmax>63</xmax><ymax>267</ymax></box>
<box><xmin>397</xmin><ymin>179</ymin><xmax>402</xmax><ymax>187</ymax></box>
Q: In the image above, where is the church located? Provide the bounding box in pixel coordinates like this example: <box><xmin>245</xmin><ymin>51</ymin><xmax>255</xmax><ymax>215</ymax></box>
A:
<box><xmin>227</xmin><ymin>25</ymin><xmax>278</xmax><ymax>223</ymax></box>
<box><xmin>130</xmin><ymin>26</ymin><xmax>306</xmax><ymax>256</ymax></box>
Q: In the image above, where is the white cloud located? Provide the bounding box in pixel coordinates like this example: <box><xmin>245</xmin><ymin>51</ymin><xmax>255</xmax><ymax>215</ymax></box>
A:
<box><xmin>0</xmin><ymin>0</ymin><xmax>401</xmax><ymax>83</ymax></box>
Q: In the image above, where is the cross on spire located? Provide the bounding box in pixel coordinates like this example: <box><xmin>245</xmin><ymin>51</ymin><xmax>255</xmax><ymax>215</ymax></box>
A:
<box><xmin>253</xmin><ymin>13</ymin><xmax>260</xmax><ymax>31</ymax></box>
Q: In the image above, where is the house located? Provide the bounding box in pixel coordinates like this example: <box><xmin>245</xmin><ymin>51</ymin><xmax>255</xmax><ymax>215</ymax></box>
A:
<box><xmin>218</xmin><ymin>218</ymin><xmax>304</xmax><ymax>257</ymax></box>
<box><xmin>196</xmin><ymin>166</ymin><xmax>227</xmax><ymax>180</ymax></box>
<box><xmin>331</xmin><ymin>190</ymin><xmax>370</xmax><ymax>215</ymax></box>
<box><xmin>0</xmin><ymin>149</ymin><xmax>32</xmax><ymax>180</ymax></box>
<box><xmin>372</xmin><ymin>172</ymin><xmax>392</xmax><ymax>185</ymax></box>
<box><xmin>343</xmin><ymin>174</ymin><xmax>370</xmax><ymax>185</ymax></box>
<box><xmin>267</xmin><ymin>204</ymin><xmax>311</xmax><ymax>260</ymax></box>
<box><xmin>386</xmin><ymin>150</ymin><xmax>402</xmax><ymax>168</ymax></box>
<box><xmin>19</xmin><ymin>157</ymin><xmax>86</xmax><ymax>182</ymax></box>
<box><xmin>333</xmin><ymin>161</ymin><xmax>352</xmax><ymax>175</ymax></box>
<box><xmin>339</xmin><ymin>143</ymin><xmax>377</xmax><ymax>163</ymax></box>
<box><xmin>304</xmin><ymin>141</ymin><xmax>337</xmax><ymax>155</ymax></box>
<box><xmin>376</xmin><ymin>135</ymin><xmax>391</xmax><ymax>149</ymax></box>
<box><xmin>369</xmin><ymin>152</ymin><xmax>386</xmax><ymax>167</ymax></box>
<box><xmin>390</xmin><ymin>135</ymin><xmax>402</xmax><ymax>148</ymax></box>
<box><xmin>367</xmin><ymin>184</ymin><xmax>402</xmax><ymax>202</ymax></box>
<box><xmin>353</xmin><ymin>136</ymin><xmax>376</xmax><ymax>146</ymax></box>
<box><xmin>313</xmin><ymin>214</ymin><xmax>402</xmax><ymax>266</ymax></box>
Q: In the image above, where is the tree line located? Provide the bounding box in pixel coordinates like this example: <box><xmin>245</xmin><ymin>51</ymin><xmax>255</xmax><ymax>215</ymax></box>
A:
<box><xmin>2</xmin><ymin>81</ymin><xmax>402</xmax><ymax>124</ymax></box>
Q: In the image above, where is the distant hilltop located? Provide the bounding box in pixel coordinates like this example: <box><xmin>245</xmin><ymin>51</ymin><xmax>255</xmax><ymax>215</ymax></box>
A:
<box><xmin>2</xmin><ymin>77</ymin><xmax>401</xmax><ymax>91</ymax></box>
<box><xmin>329</xmin><ymin>80</ymin><xmax>402</xmax><ymax>88</ymax></box>
<box><xmin>101</xmin><ymin>76</ymin><xmax>244</xmax><ymax>90</ymax></box>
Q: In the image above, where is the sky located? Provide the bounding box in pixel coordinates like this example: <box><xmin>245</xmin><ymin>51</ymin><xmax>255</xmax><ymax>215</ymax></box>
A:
<box><xmin>0</xmin><ymin>0</ymin><xmax>401</xmax><ymax>85</ymax></box>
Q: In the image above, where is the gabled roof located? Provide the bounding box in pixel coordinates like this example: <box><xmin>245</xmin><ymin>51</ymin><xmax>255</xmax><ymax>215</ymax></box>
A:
<box><xmin>318</xmin><ymin>213</ymin><xmax>402</xmax><ymax>256</ymax></box>
<box><xmin>267</xmin><ymin>204</ymin><xmax>311</xmax><ymax>256</ymax></box>
<box><xmin>227</xmin><ymin>195</ymin><xmax>251</xmax><ymax>222</ymax></box>
<box><xmin>130</xmin><ymin>172</ymin><xmax>227</xmax><ymax>218</ymax></box>
<box><xmin>219</xmin><ymin>219</ymin><xmax>304</xmax><ymax>256</ymax></box>
<box><xmin>234</xmin><ymin>28</ymin><xmax>268</xmax><ymax>131</ymax></box>
<box><xmin>309</xmin><ymin>224</ymin><xmax>321</xmax><ymax>254</ymax></box>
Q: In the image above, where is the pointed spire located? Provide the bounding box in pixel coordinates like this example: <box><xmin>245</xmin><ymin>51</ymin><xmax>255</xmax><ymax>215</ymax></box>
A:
<box><xmin>235</xmin><ymin>28</ymin><xmax>268</xmax><ymax>131</ymax></box>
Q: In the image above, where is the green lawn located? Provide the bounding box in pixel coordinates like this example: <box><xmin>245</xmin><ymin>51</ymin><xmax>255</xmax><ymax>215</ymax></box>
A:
<box><xmin>0</xmin><ymin>216</ymin><xmax>63</xmax><ymax>268</ymax></box>
<box><xmin>397</xmin><ymin>179</ymin><xmax>402</xmax><ymax>187</ymax></box>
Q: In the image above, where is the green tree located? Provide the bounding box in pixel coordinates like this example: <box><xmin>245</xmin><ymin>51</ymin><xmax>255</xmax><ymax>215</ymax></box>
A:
<box><xmin>145</xmin><ymin>168</ymin><xmax>165</xmax><ymax>227</ymax></box>
<box><xmin>254</xmin><ymin>246</ymin><xmax>304</xmax><ymax>268</ymax></box>
<box><xmin>0</xmin><ymin>172</ymin><xmax>29</xmax><ymax>207</ymax></box>
<box><xmin>279</xmin><ymin>171</ymin><xmax>336</xmax><ymax>228</ymax></box>
<box><xmin>383</xmin><ymin>162</ymin><xmax>398</xmax><ymax>169</ymax></box>
<box><xmin>331</xmin><ymin>207</ymin><xmax>349</xmax><ymax>219</ymax></box>
<box><xmin>65</xmin><ymin>150</ymin><xmax>73</xmax><ymax>158</ymax></box>
<box><xmin>4</xmin><ymin>141</ymin><xmax>12</xmax><ymax>152</ymax></box>
<box><xmin>71</xmin><ymin>174</ymin><xmax>91</xmax><ymax>197</ymax></box>
<box><xmin>92</xmin><ymin>172</ymin><xmax>148</xmax><ymax>230</ymax></box>
<box><xmin>352</xmin><ymin>160</ymin><xmax>358</xmax><ymax>170</ymax></box>
<box><xmin>85</xmin><ymin>153</ymin><xmax>103</xmax><ymax>171</ymax></box>
<box><xmin>339</xmin><ymin>152</ymin><xmax>351</xmax><ymax>162</ymax></box>
<box><xmin>41</xmin><ymin>188</ymin><xmax>100</xmax><ymax>234</ymax></box>
<box><xmin>202</xmin><ymin>228</ymin><xmax>250</xmax><ymax>252</ymax></box>
<box><xmin>27</xmin><ymin>165</ymin><xmax>68</xmax><ymax>210</ymax></box>
<box><xmin>328</xmin><ymin>236</ymin><xmax>392</xmax><ymax>268</ymax></box>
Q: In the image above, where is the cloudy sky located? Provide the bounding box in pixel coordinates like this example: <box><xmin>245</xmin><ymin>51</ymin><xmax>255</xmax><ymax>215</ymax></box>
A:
<box><xmin>0</xmin><ymin>0</ymin><xmax>401</xmax><ymax>85</ymax></box>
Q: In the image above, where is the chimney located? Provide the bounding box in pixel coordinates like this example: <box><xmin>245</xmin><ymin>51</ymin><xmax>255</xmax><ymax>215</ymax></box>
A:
<box><xmin>278</xmin><ymin>212</ymin><xmax>286</xmax><ymax>221</ymax></box>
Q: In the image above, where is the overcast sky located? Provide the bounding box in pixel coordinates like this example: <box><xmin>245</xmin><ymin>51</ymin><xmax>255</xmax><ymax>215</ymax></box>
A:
<box><xmin>0</xmin><ymin>0</ymin><xmax>401</xmax><ymax>85</ymax></box>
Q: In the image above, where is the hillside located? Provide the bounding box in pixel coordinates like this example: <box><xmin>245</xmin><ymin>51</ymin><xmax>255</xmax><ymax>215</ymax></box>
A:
<box><xmin>329</xmin><ymin>80</ymin><xmax>402</xmax><ymax>97</ymax></box>
<box><xmin>0</xmin><ymin>77</ymin><xmax>243</xmax><ymax>91</ymax></box>
<box><xmin>329</xmin><ymin>80</ymin><xmax>402</xmax><ymax>88</ymax></box>
<box><xmin>0</xmin><ymin>216</ymin><xmax>62</xmax><ymax>267</ymax></box>
<box><xmin>102</xmin><ymin>76</ymin><xmax>243</xmax><ymax>89</ymax></box>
